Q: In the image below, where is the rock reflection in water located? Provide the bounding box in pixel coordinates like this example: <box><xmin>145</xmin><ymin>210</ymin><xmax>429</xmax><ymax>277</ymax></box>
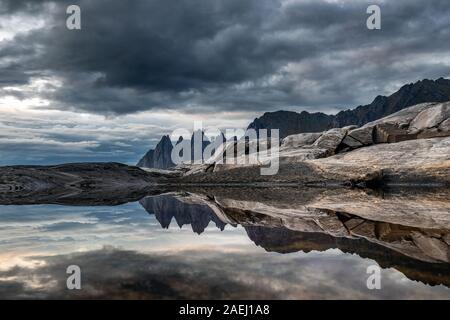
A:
<box><xmin>139</xmin><ymin>188</ymin><xmax>450</xmax><ymax>287</ymax></box>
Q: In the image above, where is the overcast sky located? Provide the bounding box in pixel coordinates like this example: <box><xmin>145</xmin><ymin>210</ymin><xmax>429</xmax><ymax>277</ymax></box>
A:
<box><xmin>1</xmin><ymin>0</ymin><xmax>450</xmax><ymax>165</ymax></box>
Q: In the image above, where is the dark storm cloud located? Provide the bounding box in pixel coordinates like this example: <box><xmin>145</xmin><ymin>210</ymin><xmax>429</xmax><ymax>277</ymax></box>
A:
<box><xmin>1</xmin><ymin>0</ymin><xmax>450</xmax><ymax>114</ymax></box>
<box><xmin>0</xmin><ymin>0</ymin><xmax>46</xmax><ymax>14</ymax></box>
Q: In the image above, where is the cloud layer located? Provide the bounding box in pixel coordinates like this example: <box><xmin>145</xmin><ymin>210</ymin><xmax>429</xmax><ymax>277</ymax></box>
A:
<box><xmin>2</xmin><ymin>0</ymin><xmax>450</xmax><ymax>114</ymax></box>
<box><xmin>1</xmin><ymin>0</ymin><xmax>450</xmax><ymax>163</ymax></box>
<box><xmin>1</xmin><ymin>203</ymin><xmax>449</xmax><ymax>299</ymax></box>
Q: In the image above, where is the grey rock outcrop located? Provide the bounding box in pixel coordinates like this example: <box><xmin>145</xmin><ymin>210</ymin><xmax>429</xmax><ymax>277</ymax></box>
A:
<box><xmin>311</xmin><ymin>128</ymin><xmax>347</xmax><ymax>156</ymax></box>
<box><xmin>344</xmin><ymin>126</ymin><xmax>374</xmax><ymax>146</ymax></box>
<box><xmin>408</xmin><ymin>102</ymin><xmax>450</xmax><ymax>134</ymax></box>
<box><xmin>0</xmin><ymin>163</ymin><xmax>157</xmax><ymax>205</ymax></box>
<box><xmin>282</xmin><ymin>102</ymin><xmax>450</xmax><ymax>162</ymax></box>
<box><xmin>440</xmin><ymin>118</ymin><xmax>450</xmax><ymax>132</ymax></box>
<box><xmin>176</xmin><ymin>102</ymin><xmax>450</xmax><ymax>186</ymax></box>
<box><xmin>281</xmin><ymin>132</ymin><xmax>322</xmax><ymax>149</ymax></box>
<box><xmin>309</xmin><ymin>137</ymin><xmax>450</xmax><ymax>185</ymax></box>
<box><xmin>342</xmin><ymin>102</ymin><xmax>450</xmax><ymax>148</ymax></box>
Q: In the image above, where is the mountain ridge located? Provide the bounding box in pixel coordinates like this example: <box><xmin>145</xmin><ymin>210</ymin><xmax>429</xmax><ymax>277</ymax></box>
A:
<box><xmin>248</xmin><ymin>78</ymin><xmax>450</xmax><ymax>138</ymax></box>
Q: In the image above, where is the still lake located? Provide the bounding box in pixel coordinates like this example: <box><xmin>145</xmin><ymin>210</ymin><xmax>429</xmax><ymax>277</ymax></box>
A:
<box><xmin>0</xmin><ymin>193</ymin><xmax>449</xmax><ymax>299</ymax></box>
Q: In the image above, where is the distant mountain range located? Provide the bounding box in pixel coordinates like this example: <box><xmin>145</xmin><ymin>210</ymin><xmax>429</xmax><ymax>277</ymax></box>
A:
<box><xmin>137</xmin><ymin>78</ymin><xmax>450</xmax><ymax>168</ymax></box>
<box><xmin>248</xmin><ymin>78</ymin><xmax>450</xmax><ymax>138</ymax></box>
<box><xmin>137</xmin><ymin>130</ymin><xmax>214</xmax><ymax>169</ymax></box>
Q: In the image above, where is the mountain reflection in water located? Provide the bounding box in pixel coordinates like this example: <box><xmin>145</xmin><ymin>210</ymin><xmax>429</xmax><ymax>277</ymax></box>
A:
<box><xmin>0</xmin><ymin>187</ymin><xmax>449</xmax><ymax>299</ymax></box>
<box><xmin>139</xmin><ymin>189</ymin><xmax>450</xmax><ymax>289</ymax></box>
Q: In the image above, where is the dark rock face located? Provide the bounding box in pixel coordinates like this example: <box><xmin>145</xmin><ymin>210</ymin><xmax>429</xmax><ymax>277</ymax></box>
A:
<box><xmin>136</xmin><ymin>149</ymin><xmax>155</xmax><ymax>168</ymax></box>
<box><xmin>248</xmin><ymin>78</ymin><xmax>450</xmax><ymax>138</ymax></box>
<box><xmin>137</xmin><ymin>135</ymin><xmax>175</xmax><ymax>169</ymax></box>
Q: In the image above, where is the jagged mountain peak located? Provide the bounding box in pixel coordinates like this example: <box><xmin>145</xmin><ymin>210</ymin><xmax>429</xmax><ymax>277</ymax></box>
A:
<box><xmin>136</xmin><ymin>135</ymin><xmax>175</xmax><ymax>169</ymax></box>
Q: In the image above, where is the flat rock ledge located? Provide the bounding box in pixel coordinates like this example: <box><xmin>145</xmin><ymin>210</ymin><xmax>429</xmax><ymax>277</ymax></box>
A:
<box><xmin>0</xmin><ymin>163</ymin><xmax>158</xmax><ymax>205</ymax></box>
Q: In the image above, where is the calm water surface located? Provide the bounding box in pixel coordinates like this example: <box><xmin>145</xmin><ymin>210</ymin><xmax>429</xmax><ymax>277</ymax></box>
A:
<box><xmin>0</xmin><ymin>195</ymin><xmax>449</xmax><ymax>299</ymax></box>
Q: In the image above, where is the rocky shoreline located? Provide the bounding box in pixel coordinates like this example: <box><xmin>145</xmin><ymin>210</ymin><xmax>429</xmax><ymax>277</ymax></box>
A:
<box><xmin>0</xmin><ymin>163</ymin><xmax>159</xmax><ymax>205</ymax></box>
<box><xmin>138</xmin><ymin>188</ymin><xmax>450</xmax><ymax>286</ymax></box>
<box><xmin>173</xmin><ymin>102</ymin><xmax>450</xmax><ymax>186</ymax></box>
<box><xmin>0</xmin><ymin>102</ymin><xmax>449</xmax><ymax>205</ymax></box>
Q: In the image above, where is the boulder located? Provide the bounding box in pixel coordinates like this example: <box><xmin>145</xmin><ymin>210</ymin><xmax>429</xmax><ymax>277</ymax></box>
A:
<box><xmin>409</xmin><ymin>102</ymin><xmax>450</xmax><ymax>134</ymax></box>
<box><xmin>341</xmin><ymin>102</ymin><xmax>450</xmax><ymax>147</ymax></box>
<box><xmin>365</xmin><ymin>102</ymin><xmax>436</xmax><ymax>127</ymax></box>
<box><xmin>279</xmin><ymin>147</ymin><xmax>328</xmax><ymax>162</ymax></box>
<box><xmin>346</xmin><ymin>126</ymin><xmax>374</xmax><ymax>146</ymax></box>
<box><xmin>439</xmin><ymin>118</ymin><xmax>450</xmax><ymax>132</ymax></box>
<box><xmin>281</xmin><ymin>132</ymin><xmax>323</xmax><ymax>149</ymax></box>
<box><xmin>374</xmin><ymin>123</ymin><xmax>418</xmax><ymax>143</ymax></box>
<box><xmin>339</xmin><ymin>103</ymin><xmax>434</xmax><ymax>148</ymax></box>
<box><xmin>341</xmin><ymin>135</ymin><xmax>364</xmax><ymax>148</ymax></box>
<box><xmin>342</xmin><ymin>125</ymin><xmax>358</xmax><ymax>131</ymax></box>
<box><xmin>312</xmin><ymin>128</ymin><xmax>347</xmax><ymax>156</ymax></box>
